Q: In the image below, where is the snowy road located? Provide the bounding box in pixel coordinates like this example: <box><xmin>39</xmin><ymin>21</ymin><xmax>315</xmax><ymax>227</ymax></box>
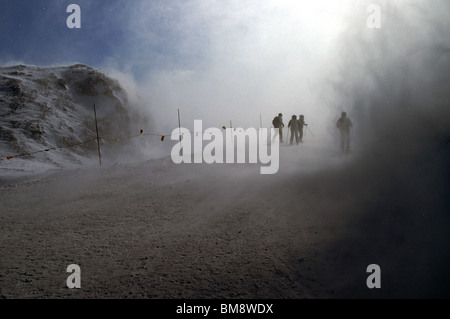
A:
<box><xmin>1</xmin><ymin>139</ymin><xmax>449</xmax><ymax>298</ymax></box>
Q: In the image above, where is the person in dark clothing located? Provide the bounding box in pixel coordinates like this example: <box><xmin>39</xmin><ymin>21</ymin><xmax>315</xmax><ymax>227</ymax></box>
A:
<box><xmin>288</xmin><ymin>115</ymin><xmax>299</xmax><ymax>145</ymax></box>
<box><xmin>272</xmin><ymin>113</ymin><xmax>285</xmax><ymax>143</ymax></box>
<box><xmin>297</xmin><ymin>115</ymin><xmax>308</xmax><ymax>143</ymax></box>
<box><xmin>336</xmin><ymin>112</ymin><xmax>353</xmax><ymax>152</ymax></box>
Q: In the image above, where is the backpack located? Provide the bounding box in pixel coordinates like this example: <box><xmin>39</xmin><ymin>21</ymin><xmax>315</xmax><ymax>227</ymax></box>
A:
<box><xmin>272</xmin><ymin>116</ymin><xmax>280</xmax><ymax>127</ymax></box>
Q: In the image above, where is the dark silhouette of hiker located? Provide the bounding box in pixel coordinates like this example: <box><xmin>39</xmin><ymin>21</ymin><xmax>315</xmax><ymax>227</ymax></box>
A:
<box><xmin>336</xmin><ymin>112</ymin><xmax>353</xmax><ymax>152</ymax></box>
<box><xmin>297</xmin><ymin>115</ymin><xmax>308</xmax><ymax>143</ymax></box>
<box><xmin>288</xmin><ymin>115</ymin><xmax>300</xmax><ymax>145</ymax></box>
<box><xmin>272</xmin><ymin>113</ymin><xmax>285</xmax><ymax>142</ymax></box>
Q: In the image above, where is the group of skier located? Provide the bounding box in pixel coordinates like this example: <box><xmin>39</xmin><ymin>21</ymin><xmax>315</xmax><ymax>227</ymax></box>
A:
<box><xmin>272</xmin><ymin>111</ymin><xmax>353</xmax><ymax>153</ymax></box>
<box><xmin>272</xmin><ymin>113</ymin><xmax>309</xmax><ymax>145</ymax></box>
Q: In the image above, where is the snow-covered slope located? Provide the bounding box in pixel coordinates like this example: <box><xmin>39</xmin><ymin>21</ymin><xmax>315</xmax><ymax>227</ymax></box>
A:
<box><xmin>0</xmin><ymin>64</ymin><xmax>149</xmax><ymax>179</ymax></box>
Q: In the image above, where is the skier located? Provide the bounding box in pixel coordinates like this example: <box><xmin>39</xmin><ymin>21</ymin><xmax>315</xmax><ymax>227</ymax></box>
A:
<box><xmin>288</xmin><ymin>115</ymin><xmax>300</xmax><ymax>145</ymax></box>
<box><xmin>297</xmin><ymin>115</ymin><xmax>308</xmax><ymax>143</ymax></box>
<box><xmin>272</xmin><ymin>113</ymin><xmax>285</xmax><ymax>143</ymax></box>
<box><xmin>336</xmin><ymin>112</ymin><xmax>353</xmax><ymax>153</ymax></box>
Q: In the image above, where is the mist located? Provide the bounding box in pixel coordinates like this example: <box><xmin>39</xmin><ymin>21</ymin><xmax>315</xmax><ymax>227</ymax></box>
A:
<box><xmin>107</xmin><ymin>2</ymin><xmax>450</xmax><ymax>297</ymax></box>
<box><xmin>111</xmin><ymin>0</ymin><xmax>449</xmax><ymax>297</ymax></box>
<box><xmin>107</xmin><ymin>0</ymin><xmax>449</xmax><ymax>172</ymax></box>
<box><xmin>285</xmin><ymin>0</ymin><xmax>450</xmax><ymax>297</ymax></box>
<box><xmin>101</xmin><ymin>0</ymin><xmax>353</xmax><ymax>137</ymax></box>
<box><xmin>1</xmin><ymin>0</ymin><xmax>449</xmax><ymax>299</ymax></box>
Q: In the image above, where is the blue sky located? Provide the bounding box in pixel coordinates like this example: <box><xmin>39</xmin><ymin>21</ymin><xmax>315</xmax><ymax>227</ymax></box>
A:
<box><xmin>0</xmin><ymin>0</ymin><xmax>358</xmax><ymax>128</ymax></box>
<box><xmin>1</xmin><ymin>1</ymin><xmax>108</xmax><ymax>63</ymax></box>
<box><xmin>0</xmin><ymin>0</ymin><xmax>163</xmax><ymax>79</ymax></box>
<box><xmin>0</xmin><ymin>0</ymin><xmax>212</xmax><ymax>79</ymax></box>
<box><xmin>0</xmin><ymin>0</ymin><xmax>351</xmax><ymax>79</ymax></box>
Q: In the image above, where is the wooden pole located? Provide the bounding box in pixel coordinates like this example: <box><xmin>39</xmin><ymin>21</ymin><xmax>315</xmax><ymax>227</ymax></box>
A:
<box><xmin>93</xmin><ymin>104</ymin><xmax>102</xmax><ymax>166</ymax></box>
